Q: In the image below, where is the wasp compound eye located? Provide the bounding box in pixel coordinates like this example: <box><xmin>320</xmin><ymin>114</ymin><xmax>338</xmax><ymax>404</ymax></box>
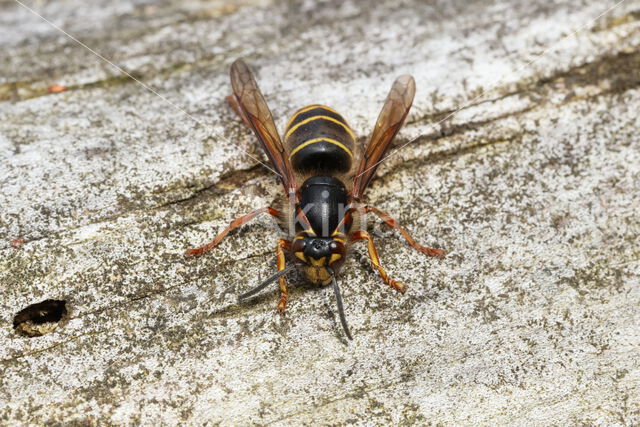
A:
<box><xmin>292</xmin><ymin>238</ymin><xmax>306</xmax><ymax>252</ymax></box>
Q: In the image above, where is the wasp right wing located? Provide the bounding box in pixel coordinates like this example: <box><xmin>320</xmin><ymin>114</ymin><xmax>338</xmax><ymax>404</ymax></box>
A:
<box><xmin>351</xmin><ymin>75</ymin><xmax>416</xmax><ymax>201</ymax></box>
<box><xmin>230</xmin><ymin>59</ymin><xmax>297</xmax><ymax>198</ymax></box>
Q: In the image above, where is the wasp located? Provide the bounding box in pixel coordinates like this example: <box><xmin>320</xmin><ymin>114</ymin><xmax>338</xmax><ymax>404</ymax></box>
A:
<box><xmin>187</xmin><ymin>59</ymin><xmax>444</xmax><ymax>339</ymax></box>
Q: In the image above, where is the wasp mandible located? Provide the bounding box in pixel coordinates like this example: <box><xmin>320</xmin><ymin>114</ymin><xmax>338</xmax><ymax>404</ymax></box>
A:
<box><xmin>187</xmin><ymin>59</ymin><xmax>444</xmax><ymax>339</ymax></box>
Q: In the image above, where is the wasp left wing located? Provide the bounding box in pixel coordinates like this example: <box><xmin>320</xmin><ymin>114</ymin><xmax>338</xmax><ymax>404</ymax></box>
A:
<box><xmin>351</xmin><ymin>75</ymin><xmax>416</xmax><ymax>201</ymax></box>
<box><xmin>230</xmin><ymin>59</ymin><xmax>297</xmax><ymax>198</ymax></box>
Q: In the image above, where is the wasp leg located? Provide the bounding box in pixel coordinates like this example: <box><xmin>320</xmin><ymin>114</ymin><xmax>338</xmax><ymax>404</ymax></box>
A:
<box><xmin>186</xmin><ymin>207</ymin><xmax>281</xmax><ymax>256</ymax></box>
<box><xmin>363</xmin><ymin>205</ymin><xmax>445</xmax><ymax>259</ymax></box>
<box><xmin>350</xmin><ymin>230</ymin><xmax>406</xmax><ymax>294</ymax></box>
<box><xmin>226</xmin><ymin>95</ymin><xmax>253</xmax><ymax>129</ymax></box>
<box><xmin>276</xmin><ymin>239</ymin><xmax>292</xmax><ymax>313</ymax></box>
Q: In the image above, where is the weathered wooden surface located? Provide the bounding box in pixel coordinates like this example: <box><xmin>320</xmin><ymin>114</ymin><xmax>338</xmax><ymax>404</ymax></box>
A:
<box><xmin>1</xmin><ymin>0</ymin><xmax>640</xmax><ymax>424</ymax></box>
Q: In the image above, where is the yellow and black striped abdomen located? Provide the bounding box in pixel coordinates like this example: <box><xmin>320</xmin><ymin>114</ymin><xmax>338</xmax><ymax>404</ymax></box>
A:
<box><xmin>285</xmin><ymin>105</ymin><xmax>355</xmax><ymax>174</ymax></box>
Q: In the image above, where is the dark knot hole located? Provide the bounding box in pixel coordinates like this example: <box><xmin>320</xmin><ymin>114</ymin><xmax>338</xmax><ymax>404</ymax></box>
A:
<box><xmin>13</xmin><ymin>299</ymin><xmax>67</xmax><ymax>337</ymax></box>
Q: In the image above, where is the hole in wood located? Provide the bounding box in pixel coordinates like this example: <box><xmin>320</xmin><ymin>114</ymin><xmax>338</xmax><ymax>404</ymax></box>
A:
<box><xmin>13</xmin><ymin>299</ymin><xmax>68</xmax><ymax>337</ymax></box>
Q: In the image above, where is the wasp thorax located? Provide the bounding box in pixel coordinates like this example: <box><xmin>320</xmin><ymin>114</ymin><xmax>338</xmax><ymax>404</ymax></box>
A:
<box><xmin>298</xmin><ymin>176</ymin><xmax>349</xmax><ymax>236</ymax></box>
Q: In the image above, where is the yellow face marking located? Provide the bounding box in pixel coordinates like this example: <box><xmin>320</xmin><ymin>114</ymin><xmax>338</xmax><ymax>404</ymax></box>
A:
<box><xmin>286</xmin><ymin>104</ymin><xmax>341</xmax><ymax>129</ymax></box>
<box><xmin>309</xmin><ymin>256</ymin><xmax>326</xmax><ymax>267</ymax></box>
<box><xmin>289</xmin><ymin>138</ymin><xmax>354</xmax><ymax>160</ymax></box>
<box><xmin>295</xmin><ymin>252</ymin><xmax>306</xmax><ymax>262</ymax></box>
<box><xmin>284</xmin><ymin>115</ymin><xmax>356</xmax><ymax>142</ymax></box>
<box><xmin>329</xmin><ymin>253</ymin><xmax>342</xmax><ymax>264</ymax></box>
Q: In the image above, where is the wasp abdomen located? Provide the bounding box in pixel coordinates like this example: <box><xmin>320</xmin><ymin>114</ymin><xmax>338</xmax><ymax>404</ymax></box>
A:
<box><xmin>285</xmin><ymin>105</ymin><xmax>354</xmax><ymax>174</ymax></box>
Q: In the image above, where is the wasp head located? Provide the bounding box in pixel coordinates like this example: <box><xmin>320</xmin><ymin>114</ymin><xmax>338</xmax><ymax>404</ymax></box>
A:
<box><xmin>291</xmin><ymin>234</ymin><xmax>346</xmax><ymax>285</ymax></box>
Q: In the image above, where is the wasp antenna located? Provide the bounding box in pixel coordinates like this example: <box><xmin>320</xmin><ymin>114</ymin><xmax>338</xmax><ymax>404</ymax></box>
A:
<box><xmin>238</xmin><ymin>265</ymin><xmax>296</xmax><ymax>301</ymax></box>
<box><xmin>328</xmin><ymin>269</ymin><xmax>352</xmax><ymax>340</ymax></box>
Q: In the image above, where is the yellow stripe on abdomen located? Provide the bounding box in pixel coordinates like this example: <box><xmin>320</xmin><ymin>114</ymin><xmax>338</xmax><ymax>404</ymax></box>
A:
<box><xmin>289</xmin><ymin>137</ymin><xmax>354</xmax><ymax>159</ymax></box>
<box><xmin>285</xmin><ymin>115</ymin><xmax>356</xmax><ymax>142</ymax></box>
<box><xmin>286</xmin><ymin>104</ymin><xmax>342</xmax><ymax>130</ymax></box>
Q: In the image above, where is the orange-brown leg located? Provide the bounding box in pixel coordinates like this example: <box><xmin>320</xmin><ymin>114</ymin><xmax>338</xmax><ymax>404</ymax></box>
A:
<box><xmin>276</xmin><ymin>239</ymin><xmax>292</xmax><ymax>313</ymax></box>
<box><xmin>363</xmin><ymin>205</ymin><xmax>445</xmax><ymax>259</ymax></box>
<box><xmin>186</xmin><ymin>207</ymin><xmax>281</xmax><ymax>256</ymax></box>
<box><xmin>226</xmin><ymin>95</ymin><xmax>253</xmax><ymax>129</ymax></box>
<box><xmin>350</xmin><ymin>230</ymin><xmax>406</xmax><ymax>294</ymax></box>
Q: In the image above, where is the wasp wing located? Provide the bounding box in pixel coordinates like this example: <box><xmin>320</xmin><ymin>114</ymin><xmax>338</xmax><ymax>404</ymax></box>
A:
<box><xmin>351</xmin><ymin>75</ymin><xmax>416</xmax><ymax>201</ymax></box>
<box><xmin>230</xmin><ymin>59</ymin><xmax>297</xmax><ymax>197</ymax></box>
